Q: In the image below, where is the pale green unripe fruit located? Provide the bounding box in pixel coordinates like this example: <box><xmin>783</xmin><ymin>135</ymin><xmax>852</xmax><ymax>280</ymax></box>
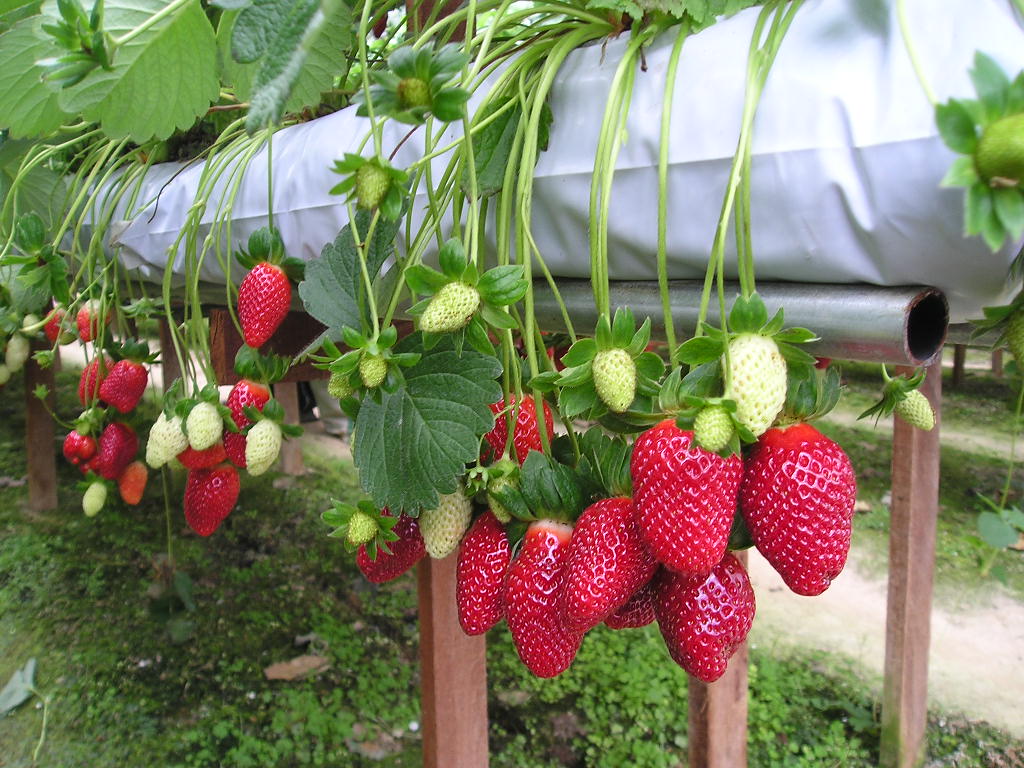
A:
<box><xmin>420</xmin><ymin>489</ymin><xmax>472</xmax><ymax>559</ymax></box>
<box><xmin>0</xmin><ymin>364</ymin><xmax>11</xmax><ymax>386</ymax></box>
<box><xmin>592</xmin><ymin>348</ymin><xmax>637</xmax><ymax>413</ymax></box>
<box><xmin>359</xmin><ymin>354</ymin><xmax>387</xmax><ymax>388</ymax></box>
<box><xmin>186</xmin><ymin>401</ymin><xmax>223</xmax><ymax>451</ymax></box>
<box><xmin>420</xmin><ymin>282</ymin><xmax>481</xmax><ymax>334</ymax></box>
<box><xmin>694</xmin><ymin>405</ymin><xmax>734</xmax><ymax>453</ymax></box>
<box><xmin>83</xmin><ymin>481</ymin><xmax>107</xmax><ymax>517</ymax></box>
<box><xmin>5</xmin><ymin>334</ymin><xmax>30</xmax><ymax>372</ymax></box>
<box><xmin>894</xmin><ymin>390</ymin><xmax>935</xmax><ymax>431</ymax></box>
<box><xmin>725</xmin><ymin>333</ymin><xmax>787</xmax><ymax>437</ymax></box>
<box><xmin>245</xmin><ymin>420</ymin><xmax>282</xmax><ymax>476</ymax></box>
<box><xmin>347</xmin><ymin>510</ymin><xmax>377</xmax><ymax>546</ymax></box>
<box><xmin>146</xmin><ymin>412</ymin><xmax>189</xmax><ymax>468</ymax></box>
<box><xmin>327</xmin><ymin>371</ymin><xmax>353</xmax><ymax>399</ymax></box>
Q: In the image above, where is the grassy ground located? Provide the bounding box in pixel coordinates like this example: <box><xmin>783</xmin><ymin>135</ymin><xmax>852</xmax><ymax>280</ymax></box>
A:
<box><xmin>1</xmin><ymin>367</ymin><xmax>1022</xmax><ymax>767</ymax></box>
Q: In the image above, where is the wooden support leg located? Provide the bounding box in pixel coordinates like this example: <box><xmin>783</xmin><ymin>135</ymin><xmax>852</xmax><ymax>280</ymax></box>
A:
<box><xmin>951</xmin><ymin>344</ymin><xmax>966</xmax><ymax>389</ymax></box>
<box><xmin>26</xmin><ymin>341</ymin><xmax>57</xmax><ymax>512</ymax></box>
<box><xmin>880</xmin><ymin>363</ymin><xmax>941</xmax><ymax>768</ymax></box>
<box><xmin>417</xmin><ymin>556</ymin><xmax>489</xmax><ymax>768</ymax></box>
<box><xmin>276</xmin><ymin>382</ymin><xmax>304</xmax><ymax>475</ymax></box>
<box><xmin>688</xmin><ymin>549</ymin><xmax>749</xmax><ymax>768</ymax></box>
<box><xmin>992</xmin><ymin>348</ymin><xmax>1003</xmax><ymax>378</ymax></box>
<box><xmin>158</xmin><ymin>316</ymin><xmax>182</xmax><ymax>393</ymax></box>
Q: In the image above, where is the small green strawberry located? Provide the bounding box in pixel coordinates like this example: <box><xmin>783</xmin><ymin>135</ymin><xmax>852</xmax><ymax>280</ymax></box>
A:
<box><xmin>592</xmin><ymin>348</ymin><xmax>637</xmax><ymax>413</ymax></box>
<box><xmin>894</xmin><ymin>389</ymin><xmax>935</xmax><ymax>431</ymax></box>
<box><xmin>327</xmin><ymin>371</ymin><xmax>354</xmax><ymax>399</ymax></box>
<box><xmin>82</xmin><ymin>481</ymin><xmax>107</xmax><ymax>517</ymax></box>
<box><xmin>347</xmin><ymin>510</ymin><xmax>378</xmax><ymax>546</ymax></box>
<box><xmin>397</xmin><ymin>77</ymin><xmax>431</xmax><ymax>108</ymax></box>
<box><xmin>186</xmin><ymin>401</ymin><xmax>223</xmax><ymax>451</ymax></box>
<box><xmin>146</xmin><ymin>412</ymin><xmax>190</xmax><ymax>468</ymax></box>
<box><xmin>245</xmin><ymin>419</ymin><xmax>282</xmax><ymax>475</ymax></box>
<box><xmin>355</xmin><ymin>163</ymin><xmax>390</xmax><ymax>210</ymax></box>
<box><xmin>694</xmin><ymin>404</ymin><xmax>734</xmax><ymax>453</ymax></box>
<box><xmin>975</xmin><ymin>113</ymin><xmax>1024</xmax><ymax>187</ymax></box>
<box><xmin>419</xmin><ymin>282</ymin><xmax>480</xmax><ymax>333</ymax></box>
<box><xmin>359</xmin><ymin>353</ymin><xmax>388</xmax><ymax>388</ymax></box>
<box><xmin>419</xmin><ymin>488</ymin><xmax>472</xmax><ymax>559</ymax></box>
<box><xmin>725</xmin><ymin>333</ymin><xmax>787</xmax><ymax>437</ymax></box>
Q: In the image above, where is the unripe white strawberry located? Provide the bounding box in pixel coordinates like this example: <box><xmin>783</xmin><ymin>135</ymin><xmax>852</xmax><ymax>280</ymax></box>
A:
<box><xmin>359</xmin><ymin>354</ymin><xmax>387</xmax><ymax>388</ymax></box>
<box><xmin>347</xmin><ymin>510</ymin><xmax>377</xmax><ymax>546</ymax></box>
<box><xmin>355</xmin><ymin>163</ymin><xmax>390</xmax><ymax>210</ymax></box>
<box><xmin>694</xmin><ymin>404</ymin><xmax>733</xmax><ymax>453</ymax></box>
<box><xmin>725</xmin><ymin>333</ymin><xmax>787</xmax><ymax>437</ymax></box>
<box><xmin>0</xmin><ymin>363</ymin><xmax>11</xmax><ymax>386</ymax></box>
<box><xmin>82</xmin><ymin>481</ymin><xmax>107</xmax><ymax>517</ymax></box>
<box><xmin>245</xmin><ymin>419</ymin><xmax>282</xmax><ymax>476</ymax></box>
<box><xmin>592</xmin><ymin>348</ymin><xmax>636</xmax><ymax>413</ymax></box>
<box><xmin>146</xmin><ymin>412</ymin><xmax>189</xmax><ymax>468</ymax></box>
<box><xmin>894</xmin><ymin>390</ymin><xmax>934</xmax><ymax>431</ymax></box>
<box><xmin>419</xmin><ymin>488</ymin><xmax>472</xmax><ymax>559</ymax></box>
<box><xmin>186</xmin><ymin>401</ymin><xmax>223</xmax><ymax>451</ymax></box>
<box><xmin>5</xmin><ymin>334</ymin><xmax>30</xmax><ymax>372</ymax></box>
<box><xmin>327</xmin><ymin>371</ymin><xmax>353</xmax><ymax>399</ymax></box>
<box><xmin>420</xmin><ymin>282</ymin><xmax>480</xmax><ymax>333</ymax></box>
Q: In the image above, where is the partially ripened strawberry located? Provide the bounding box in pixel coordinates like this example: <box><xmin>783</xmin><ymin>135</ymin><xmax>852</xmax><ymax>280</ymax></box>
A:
<box><xmin>146</xmin><ymin>412</ymin><xmax>189</xmax><ymax>468</ymax></box>
<box><xmin>504</xmin><ymin>519</ymin><xmax>582</xmax><ymax>678</ymax></box>
<box><xmin>76</xmin><ymin>300</ymin><xmax>109</xmax><ymax>343</ymax></box>
<box><xmin>44</xmin><ymin>308</ymin><xmax>75</xmax><ymax>345</ymax></box>
<box><xmin>223</xmin><ymin>379</ymin><xmax>271</xmax><ymax>467</ymax></box>
<box><xmin>740</xmin><ymin>423</ymin><xmax>857</xmax><ymax>596</ymax></box>
<box><xmin>591</xmin><ymin>348</ymin><xmax>637</xmax><ymax>413</ymax></box>
<box><xmin>419</xmin><ymin>488</ymin><xmax>472</xmax><ymax>559</ymax></box>
<box><xmin>117</xmin><ymin>460</ymin><xmax>148</xmax><ymax>505</ymax></box>
<box><xmin>604</xmin><ymin>580</ymin><xmax>656</xmax><ymax>630</ymax></box>
<box><xmin>99</xmin><ymin>359</ymin><xmax>148</xmax><ymax>414</ymax></box>
<box><xmin>78</xmin><ymin>357</ymin><xmax>110</xmax><ymax>406</ymax></box>
<box><xmin>238</xmin><ymin>262</ymin><xmax>291</xmax><ymax>349</ymax></box>
<box><xmin>724</xmin><ymin>332</ymin><xmax>787</xmax><ymax>437</ymax></box>
<box><xmin>483</xmin><ymin>396</ymin><xmax>554</xmax><ymax>465</ymax></box>
<box><xmin>177</xmin><ymin>442</ymin><xmax>228</xmax><ymax>470</ymax></box>
<box><xmin>654</xmin><ymin>553</ymin><xmax>755</xmax><ymax>683</ymax></box>
<box><xmin>184</xmin><ymin>463</ymin><xmax>240</xmax><ymax>537</ymax></box>
<box><xmin>419</xmin><ymin>282</ymin><xmax>480</xmax><ymax>333</ymax></box>
<box><xmin>62</xmin><ymin>430</ymin><xmax>97</xmax><ymax>466</ymax></box>
<box><xmin>561</xmin><ymin>497</ymin><xmax>657</xmax><ymax>634</ymax></box>
<box><xmin>630</xmin><ymin>419</ymin><xmax>743</xmax><ymax>580</ymax></box>
<box><xmin>356</xmin><ymin>512</ymin><xmax>426</xmax><ymax>583</ymax></box>
<box><xmin>90</xmin><ymin>422</ymin><xmax>138</xmax><ymax>480</ymax></box>
<box><xmin>456</xmin><ymin>511</ymin><xmax>511</xmax><ymax>636</ymax></box>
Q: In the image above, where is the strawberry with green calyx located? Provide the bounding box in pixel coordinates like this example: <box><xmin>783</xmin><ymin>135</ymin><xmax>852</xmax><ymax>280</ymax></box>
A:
<box><xmin>935</xmin><ymin>52</ymin><xmax>1024</xmax><ymax>250</ymax></box>
<box><xmin>676</xmin><ymin>293</ymin><xmax>817</xmax><ymax>439</ymax></box>
<box><xmin>146</xmin><ymin>382</ymin><xmax>189</xmax><ymax>468</ymax></box>
<box><xmin>177</xmin><ymin>384</ymin><xmax>238</xmax><ymax>452</ymax></box>
<box><xmin>223</xmin><ymin>346</ymin><xmax>290</xmax><ymax>467</ymax></box>
<box><xmin>405</xmin><ymin>239</ymin><xmax>527</xmax><ymax>355</ymax></box>
<box><xmin>184</xmin><ymin>463</ymin><xmax>241</xmax><ymax>537</ymax></box>
<box><xmin>234</xmin><ymin>227</ymin><xmax>305</xmax><ymax>350</ymax></box>
<box><xmin>90</xmin><ymin>421</ymin><xmax>139</xmax><ymax>480</ymax></box>
<box><xmin>330</xmin><ymin>154</ymin><xmax>409</xmax><ymax>221</ymax></box>
<box><xmin>99</xmin><ymin>340</ymin><xmax>158</xmax><ymax>414</ymax></box>
<box><xmin>354</xmin><ymin>44</ymin><xmax>470</xmax><ymax>126</ymax></box>
<box><xmin>547</xmin><ymin>307</ymin><xmax>663</xmax><ymax>419</ymax></box>
<box><xmin>456</xmin><ymin>510</ymin><xmax>511</xmax><ymax>636</ymax></box>
<box><xmin>329</xmin><ymin>324</ymin><xmax>420</xmax><ymax>394</ymax></box>
<box><xmin>43</xmin><ymin>307</ymin><xmax>76</xmax><ymax>345</ymax></box>
<box><xmin>327</xmin><ymin>371</ymin><xmax>353</xmax><ymax>399</ymax></box>
<box><xmin>82</xmin><ymin>479</ymin><xmax>107</xmax><ymax>517</ymax></box>
<box><xmin>419</xmin><ymin>483</ymin><xmax>473</xmax><ymax>559</ymax></box>
<box><xmin>482</xmin><ymin>395</ymin><xmax>554</xmax><ymax>466</ymax></box>
<box><xmin>242</xmin><ymin>399</ymin><xmax>302</xmax><ymax>476</ymax></box>
<box><xmin>355</xmin><ymin>511</ymin><xmax>426</xmax><ymax>583</ymax></box>
<box><xmin>858</xmin><ymin>367</ymin><xmax>935</xmax><ymax>431</ymax></box>
<box><xmin>480</xmin><ymin>459</ymin><xmax>520</xmax><ymax>523</ymax></box>
<box><xmin>322</xmin><ymin>499</ymin><xmax>401</xmax><ymax>553</ymax></box>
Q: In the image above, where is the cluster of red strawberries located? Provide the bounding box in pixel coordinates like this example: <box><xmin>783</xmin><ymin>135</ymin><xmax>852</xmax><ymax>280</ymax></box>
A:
<box><xmin>348</xmin><ymin>396</ymin><xmax>856</xmax><ymax>683</ymax></box>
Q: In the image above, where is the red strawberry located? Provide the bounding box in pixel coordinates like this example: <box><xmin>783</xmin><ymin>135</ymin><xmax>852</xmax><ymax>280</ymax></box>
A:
<box><xmin>630</xmin><ymin>419</ymin><xmax>743</xmax><ymax>580</ymax></box>
<box><xmin>223</xmin><ymin>379</ymin><xmax>271</xmax><ymax>467</ymax></box>
<box><xmin>184</xmin><ymin>463</ymin><xmax>240</xmax><ymax>537</ymax></box>
<box><xmin>356</xmin><ymin>512</ymin><xmax>426</xmax><ymax>583</ymax></box>
<box><xmin>238</xmin><ymin>262</ymin><xmax>290</xmax><ymax>349</ymax></box>
<box><xmin>739</xmin><ymin>423</ymin><xmax>857</xmax><ymax>596</ymax></box>
<box><xmin>117</xmin><ymin>460</ymin><xmax>148</xmax><ymax>505</ymax></box>
<box><xmin>91</xmin><ymin>422</ymin><xmax>138</xmax><ymax>480</ymax></box>
<box><xmin>456</xmin><ymin>511</ymin><xmax>511</xmax><ymax>635</ymax></box>
<box><xmin>561</xmin><ymin>497</ymin><xmax>658</xmax><ymax>634</ymax></box>
<box><xmin>654</xmin><ymin>552</ymin><xmax>755</xmax><ymax>683</ymax></box>
<box><xmin>177</xmin><ymin>442</ymin><xmax>228</xmax><ymax>470</ymax></box>
<box><xmin>483</xmin><ymin>396</ymin><xmax>554</xmax><ymax>465</ymax></box>
<box><xmin>605</xmin><ymin>580</ymin><xmax>656</xmax><ymax>630</ymax></box>
<box><xmin>504</xmin><ymin>519</ymin><xmax>582</xmax><ymax>678</ymax></box>
<box><xmin>76</xmin><ymin>300</ymin><xmax>109</xmax><ymax>342</ymax></box>
<box><xmin>78</xmin><ymin>357</ymin><xmax>110</xmax><ymax>406</ymax></box>
<box><xmin>98</xmin><ymin>359</ymin><xmax>148</xmax><ymax>414</ymax></box>
<box><xmin>44</xmin><ymin>308</ymin><xmax>74</xmax><ymax>345</ymax></box>
<box><xmin>62</xmin><ymin>430</ymin><xmax>97</xmax><ymax>466</ymax></box>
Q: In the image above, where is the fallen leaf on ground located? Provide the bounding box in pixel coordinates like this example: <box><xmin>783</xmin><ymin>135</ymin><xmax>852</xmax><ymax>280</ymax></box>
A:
<box><xmin>264</xmin><ymin>655</ymin><xmax>329</xmax><ymax>681</ymax></box>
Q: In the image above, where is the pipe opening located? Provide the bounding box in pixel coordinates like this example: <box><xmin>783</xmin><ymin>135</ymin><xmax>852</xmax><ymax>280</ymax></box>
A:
<box><xmin>906</xmin><ymin>291</ymin><xmax>949</xmax><ymax>364</ymax></box>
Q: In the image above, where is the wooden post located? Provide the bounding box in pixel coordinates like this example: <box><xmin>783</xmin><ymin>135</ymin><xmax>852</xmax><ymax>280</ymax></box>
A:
<box><xmin>275</xmin><ymin>382</ymin><xmax>304</xmax><ymax>475</ymax></box>
<box><xmin>417</xmin><ymin>556</ymin><xmax>489</xmax><ymax>768</ymax></box>
<box><xmin>688</xmin><ymin>549</ymin><xmax>749</xmax><ymax>768</ymax></box>
<box><xmin>951</xmin><ymin>344</ymin><xmax>966</xmax><ymax>389</ymax></box>
<box><xmin>159</xmin><ymin>316</ymin><xmax>183</xmax><ymax>392</ymax></box>
<box><xmin>880</xmin><ymin>362</ymin><xmax>941</xmax><ymax>768</ymax></box>
<box><xmin>992</xmin><ymin>348</ymin><xmax>1004</xmax><ymax>378</ymax></box>
<box><xmin>25</xmin><ymin>340</ymin><xmax>57</xmax><ymax>511</ymax></box>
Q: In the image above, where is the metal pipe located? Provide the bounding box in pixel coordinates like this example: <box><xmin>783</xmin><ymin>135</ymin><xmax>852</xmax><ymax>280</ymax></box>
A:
<box><xmin>531</xmin><ymin>280</ymin><xmax>949</xmax><ymax>366</ymax></box>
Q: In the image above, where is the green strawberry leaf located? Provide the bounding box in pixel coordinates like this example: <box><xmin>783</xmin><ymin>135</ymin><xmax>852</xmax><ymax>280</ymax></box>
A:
<box><xmin>1008</xmin><ymin>71</ymin><xmax>1024</xmax><ymax>113</ymax></box>
<box><xmin>993</xmin><ymin>188</ymin><xmax>1024</xmax><ymax>242</ymax></box>
<box><xmin>978</xmin><ymin>510</ymin><xmax>1018</xmax><ymax>549</ymax></box>
<box><xmin>405</xmin><ymin>264</ymin><xmax>448</xmax><ymax>295</ymax></box>
<box><xmin>774</xmin><ymin>326</ymin><xmax>818</xmax><ymax>344</ymax></box>
<box><xmin>557</xmin><ymin>363</ymin><xmax>592</xmax><ymax>388</ymax></box>
<box><xmin>477</xmin><ymin>265</ymin><xmax>527</xmax><ymax>305</ymax></box>
<box><xmin>610</xmin><ymin>306</ymin><xmax>635</xmax><ymax>348</ymax></box>
<box><xmin>627</xmin><ymin>318</ymin><xmax>651</xmax><ymax>356</ymax></box>
<box><xmin>676</xmin><ymin>336</ymin><xmax>722</xmax><ymax>366</ymax></box>
<box><xmin>479</xmin><ymin>302</ymin><xmax>517</xmax><ymax>330</ymax></box>
<box><xmin>935</xmin><ymin>100</ymin><xmax>979</xmax><ymax>155</ymax></box>
<box><xmin>352</xmin><ymin>335</ymin><xmax>501</xmax><ymax>513</ymax></box>
<box><xmin>678</xmin><ymin>360</ymin><xmax>722</xmax><ymax>398</ymax></box>
<box><xmin>969</xmin><ymin>51</ymin><xmax>1010</xmax><ymax>122</ymax></box>
<box><xmin>577</xmin><ymin>426</ymin><xmax>632</xmax><ymax>498</ymax></box>
<box><xmin>518</xmin><ymin>451</ymin><xmax>585</xmax><ymax>519</ymax></box>
<box><xmin>465</xmin><ymin>316</ymin><xmax>495</xmax><ymax>356</ymax></box>
<box><xmin>298</xmin><ymin>209</ymin><xmax>400</xmax><ymax>339</ymax></box>
<box><xmin>940</xmin><ymin>155</ymin><xmax>979</xmax><ymax>188</ymax></box>
<box><xmin>438</xmin><ymin>238</ymin><xmax>466</xmax><ymax>280</ymax></box>
<box><xmin>634</xmin><ymin>350</ymin><xmax>665</xmax><ymax>380</ymax></box>
<box><xmin>463</xmin><ymin>102</ymin><xmax>520</xmax><ymax>197</ymax></box>
<box><xmin>559</xmin><ymin>380</ymin><xmax>599</xmax><ymax>419</ymax></box>
<box><xmin>560</xmin><ymin>338</ymin><xmax>597</xmax><ymax>367</ymax></box>
<box><xmin>0</xmin><ymin>16</ymin><xmax>73</xmax><ymax>137</ymax></box>
<box><xmin>728</xmin><ymin>293</ymin><xmax>768</xmax><ymax>334</ymax></box>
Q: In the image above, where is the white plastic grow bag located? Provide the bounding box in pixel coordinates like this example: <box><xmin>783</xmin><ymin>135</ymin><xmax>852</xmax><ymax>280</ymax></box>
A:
<box><xmin>108</xmin><ymin>0</ymin><xmax>1024</xmax><ymax>322</ymax></box>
